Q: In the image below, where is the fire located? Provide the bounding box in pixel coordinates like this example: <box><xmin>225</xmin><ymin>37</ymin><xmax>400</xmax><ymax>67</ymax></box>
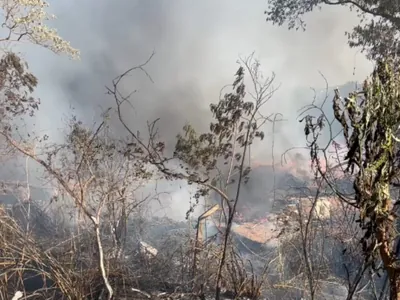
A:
<box><xmin>251</xmin><ymin>142</ymin><xmax>347</xmax><ymax>179</ymax></box>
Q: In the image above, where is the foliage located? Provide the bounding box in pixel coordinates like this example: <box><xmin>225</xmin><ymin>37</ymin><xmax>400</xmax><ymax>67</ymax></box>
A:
<box><xmin>0</xmin><ymin>0</ymin><xmax>79</xmax><ymax>58</ymax></box>
<box><xmin>174</xmin><ymin>58</ymin><xmax>274</xmax><ymax>216</ymax></box>
<box><xmin>175</xmin><ymin>66</ymin><xmax>250</xmax><ymax>212</ymax></box>
<box><xmin>170</xmin><ymin>57</ymin><xmax>277</xmax><ymax>299</ymax></box>
<box><xmin>0</xmin><ymin>52</ymin><xmax>39</xmax><ymax>130</ymax></box>
<box><xmin>265</xmin><ymin>0</ymin><xmax>400</xmax><ymax>61</ymax></box>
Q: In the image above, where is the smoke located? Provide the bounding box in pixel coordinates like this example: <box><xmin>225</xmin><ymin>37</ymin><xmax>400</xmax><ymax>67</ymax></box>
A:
<box><xmin>13</xmin><ymin>0</ymin><xmax>374</xmax><ymax>220</ymax></box>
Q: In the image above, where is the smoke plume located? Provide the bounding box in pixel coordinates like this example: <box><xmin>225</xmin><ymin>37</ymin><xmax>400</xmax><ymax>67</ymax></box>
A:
<box><xmin>14</xmin><ymin>0</ymin><xmax>374</xmax><ymax>220</ymax></box>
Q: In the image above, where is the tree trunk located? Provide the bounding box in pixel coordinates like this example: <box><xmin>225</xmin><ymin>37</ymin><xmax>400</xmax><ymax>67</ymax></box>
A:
<box><xmin>93</xmin><ymin>218</ymin><xmax>113</xmax><ymax>300</ymax></box>
<box><xmin>376</xmin><ymin>199</ymin><xmax>399</xmax><ymax>300</ymax></box>
<box><xmin>389</xmin><ymin>270</ymin><xmax>400</xmax><ymax>300</ymax></box>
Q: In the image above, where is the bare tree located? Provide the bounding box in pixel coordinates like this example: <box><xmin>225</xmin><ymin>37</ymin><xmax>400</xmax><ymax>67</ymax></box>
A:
<box><xmin>1</xmin><ymin>113</ymin><xmax>153</xmax><ymax>299</ymax></box>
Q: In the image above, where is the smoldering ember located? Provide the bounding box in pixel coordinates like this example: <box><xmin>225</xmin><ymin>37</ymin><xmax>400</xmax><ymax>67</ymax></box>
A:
<box><xmin>2</xmin><ymin>1</ymin><xmax>400</xmax><ymax>300</ymax></box>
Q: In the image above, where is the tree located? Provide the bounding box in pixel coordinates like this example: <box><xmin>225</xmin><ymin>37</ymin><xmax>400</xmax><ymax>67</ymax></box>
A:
<box><xmin>301</xmin><ymin>60</ymin><xmax>400</xmax><ymax>299</ymax></box>
<box><xmin>109</xmin><ymin>53</ymin><xmax>279</xmax><ymax>299</ymax></box>
<box><xmin>0</xmin><ymin>0</ymin><xmax>79</xmax><ymax>58</ymax></box>
<box><xmin>264</xmin><ymin>0</ymin><xmax>400</xmax><ymax>61</ymax></box>
<box><xmin>0</xmin><ymin>3</ymin><xmax>80</xmax><ymax>296</ymax></box>
<box><xmin>0</xmin><ymin>0</ymin><xmax>79</xmax><ymax>196</ymax></box>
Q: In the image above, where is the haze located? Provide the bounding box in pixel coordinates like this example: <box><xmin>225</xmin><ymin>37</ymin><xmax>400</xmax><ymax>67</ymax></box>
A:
<box><xmin>11</xmin><ymin>0</ymin><xmax>374</xmax><ymax>220</ymax></box>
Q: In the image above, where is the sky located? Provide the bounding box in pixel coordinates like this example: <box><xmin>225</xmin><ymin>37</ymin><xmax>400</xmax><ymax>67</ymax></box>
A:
<box><xmin>8</xmin><ymin>0</ymin><xmax>375</xmax><ymax>220</ymax></box>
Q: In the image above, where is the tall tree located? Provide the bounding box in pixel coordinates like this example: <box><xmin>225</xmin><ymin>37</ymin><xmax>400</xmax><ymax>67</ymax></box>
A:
<box><xmin>265</xmin><ymin>0</ymin><xmax>400</xmax><ymax>61</ymax></box>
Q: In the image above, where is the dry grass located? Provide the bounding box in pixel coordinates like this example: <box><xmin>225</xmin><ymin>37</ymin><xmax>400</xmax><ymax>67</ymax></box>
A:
<box><xmin>0</xmin><ymin>202</ymin><xmax>306</xmax><ymax>300</ymax></box>
<box><xmin>0</xmin><ymin>205</ymin><xmax>83</xmax><ymax>300</ymax></box>
<box><xmin>0</xmin><ymin>203</ymin><xmax>209</xmax><ymax>299</ymax></box>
